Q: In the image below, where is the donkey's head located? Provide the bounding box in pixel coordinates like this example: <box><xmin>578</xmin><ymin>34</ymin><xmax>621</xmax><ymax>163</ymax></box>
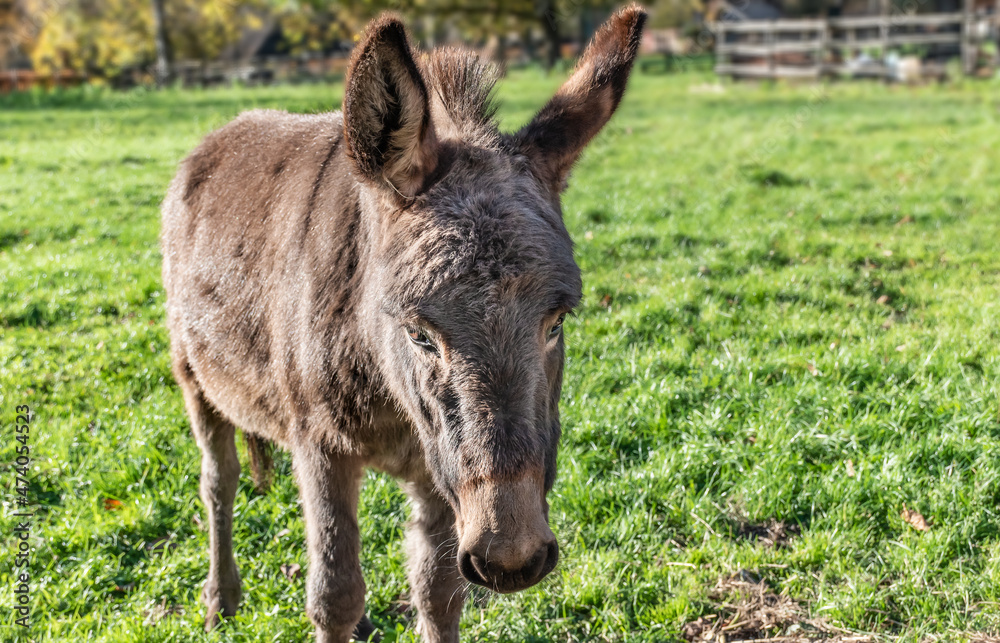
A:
<box><xmin>347</xmin><ymin>7</ymin><xmax>646</xmax><ymax>593</ymax></box>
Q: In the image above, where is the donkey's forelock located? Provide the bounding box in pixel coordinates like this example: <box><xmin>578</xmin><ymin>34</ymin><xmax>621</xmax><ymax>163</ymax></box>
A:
<box><xmin>423</xmin><ymin>48</ymin><xmax>502</xmax><ymax>148</ymax></box>
<box><xmin>375</xmin><ymin>164</ymin><xmax>582</xmax><ymax>317</ymax></box>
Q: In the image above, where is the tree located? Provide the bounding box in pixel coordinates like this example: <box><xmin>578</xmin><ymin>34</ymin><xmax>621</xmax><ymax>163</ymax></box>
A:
<box><xmin>31</xmin><ymin>0</ymin><xmax>152</xmax><ymax>77</ymax></box>
<box><xmin>150</xmin><ymin>0</ymin><xmax>170</xmax><ymax>85</ymax></box>
<box><xmin>535</xmin><ymin>0</ymin><xmax>561</xmax><ymax>69</ymax></box>
<box><xmin>0</xmin><ymin>1</ymin><xmax>34</xmax><ymax>68</ymax></box>
<box><xmin>265</xmin><ymin>0</ymin><xmax>366</xmax><ymax>55</ymax></box>
<box><xmin>28</xmin><ymin>0</ymin><xmax>267</xmax><ymax>79</ymax></box>
<box><xmin>10</xmin><ymin>0</ymin><xmax>626</xmax><ymax>80</ymax></box>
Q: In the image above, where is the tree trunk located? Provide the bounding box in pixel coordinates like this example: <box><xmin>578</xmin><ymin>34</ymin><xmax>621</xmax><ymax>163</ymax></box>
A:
<box><xmin>151</xmin><ymin>0</ymin><xmax>172</xmax><ymax>87</ymax></box>
<box><xmin>535</xmin><ymin>0</ymin><xmax>561</xmax><ymax>70</ymax></box>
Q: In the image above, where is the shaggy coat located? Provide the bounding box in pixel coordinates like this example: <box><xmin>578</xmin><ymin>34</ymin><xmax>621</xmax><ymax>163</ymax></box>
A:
<box><xmin>161</xmin><ymin>6</ymin><xmax>646</xmax><ymax>642</ymax></box>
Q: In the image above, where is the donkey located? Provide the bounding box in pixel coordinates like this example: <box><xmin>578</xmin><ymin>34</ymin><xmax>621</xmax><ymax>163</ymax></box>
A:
<box><xmin>161</xmin><ymin>6</ymin><xmax>645</xmax><ymax>642</ymax></box>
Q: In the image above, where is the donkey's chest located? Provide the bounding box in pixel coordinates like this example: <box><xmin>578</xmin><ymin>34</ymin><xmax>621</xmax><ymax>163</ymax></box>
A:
<box><xmin>359</xmin><ymin>402</ymin><xmax>428</xmax><ymax>482</ymax></box>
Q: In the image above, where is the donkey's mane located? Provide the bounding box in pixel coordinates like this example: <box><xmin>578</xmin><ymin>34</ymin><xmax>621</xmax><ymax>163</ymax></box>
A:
<box><xmin>422</xmin><ymin>48</ymin><xmax>502</xmax><ymax>147</ymax></box>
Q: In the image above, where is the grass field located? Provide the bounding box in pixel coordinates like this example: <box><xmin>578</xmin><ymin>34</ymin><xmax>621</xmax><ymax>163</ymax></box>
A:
<box><xmin>1</xmin><ymin>67</ymin><xmax>999</xmax><ymax>642</ymax></box>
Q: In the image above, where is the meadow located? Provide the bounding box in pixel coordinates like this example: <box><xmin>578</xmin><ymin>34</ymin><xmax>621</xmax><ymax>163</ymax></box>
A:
<box><xmin>1</xmin><ymin>66</ymin><xmax>999</xmax><ymax>642</ymax></box>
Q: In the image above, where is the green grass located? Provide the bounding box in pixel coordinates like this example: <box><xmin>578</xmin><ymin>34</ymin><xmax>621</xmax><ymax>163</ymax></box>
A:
<box><xmin>1</xmin><ymin>69</ymin><xmax>999</xmax><ymax>642</ymax></box>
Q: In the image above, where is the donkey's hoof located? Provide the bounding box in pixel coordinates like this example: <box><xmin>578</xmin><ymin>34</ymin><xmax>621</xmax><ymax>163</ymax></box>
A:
<box><xmin>201</xmin><ymin>581</ymin><xmax>241</xmax><ymax>630</ymax></box>
<box><xmin>353</xmin><ymin>614</ymin><xmax>380</xmax><ymax>642</ymax></box>
<box><xmin>203</xmin><ymin>609</ymin><xmax>221</xmax><ymax>632</ymax></box>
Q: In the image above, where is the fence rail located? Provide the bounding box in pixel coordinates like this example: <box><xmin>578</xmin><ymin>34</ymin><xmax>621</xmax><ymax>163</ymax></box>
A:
<box><xmin>0</xmin><ymin>69</ymin><xmax>86</xmax><ymax>93</ymax></box>
<box><xmin>0</xmin><ymin>53</ymin><xmax>354</xmax><ymax>93</ymax></box>
<box><xmin>715</xmin><ymin>10</ymin><xmax>998</xmax><ymax>80</ymax></box>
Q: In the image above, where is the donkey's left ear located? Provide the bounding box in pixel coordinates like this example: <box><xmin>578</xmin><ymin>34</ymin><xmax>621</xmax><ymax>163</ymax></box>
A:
<box><xmin>512</xmin><ymin>4</ymin><xmax>646</xmax><ymax>191</ymax></box>
<box><xmin>344</xmin><ymin>14</ymin><xmax>438</xmax><ymax>200</ymax></box>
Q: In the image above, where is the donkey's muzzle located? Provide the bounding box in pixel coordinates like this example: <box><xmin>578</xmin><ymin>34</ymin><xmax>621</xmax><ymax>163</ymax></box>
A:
<box><xmin>459</xmin><ymin>539</ymin><xmax>558</xmax><ymax>593</ymax></box>
<box><xmin>454</xmin><ymin>472</ymin><xmax>559</xmax><ymax>593</ymax></box>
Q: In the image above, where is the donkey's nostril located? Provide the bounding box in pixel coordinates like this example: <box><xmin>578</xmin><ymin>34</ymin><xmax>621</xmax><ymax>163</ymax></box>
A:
<box><xmin>521</xmin><ymin>545</ymin><xmax>547</xmax><ymax>581</ymax></box>
<box><xmin>541</xmin><ymin>540</ymin><xmax>559</xmax><ymax>578</ymax></box>
<box><xmin>522</xmin><ymin>540</ymin><xmax>558</xmax><ymax>586</ymax></box>
<box><xmin>469</xmin><ymin>552</ymin><xmax>493</xmax><ymax>585</ymax></box>
<box><xmin>459</xmin><ymin>550</ymin><xmax>488</xmax><ymax>587</ymax></box>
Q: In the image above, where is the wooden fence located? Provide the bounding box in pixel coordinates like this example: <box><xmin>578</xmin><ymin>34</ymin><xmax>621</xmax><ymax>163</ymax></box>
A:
<box><xmin>715</xmin><ymin>11</ymin><xmax>998</xmax><ymax>79</ymax></box>
<box><xmin>171</xmin><ymin>55</ymin><xmax>350</xmax><ymax>87</ymax></box>
<box><xmin>0</xmin><ymin>69</ymin><xmax>86</xmax><ymax>93</ymax></box>
<box><xmin>0</xmin><ymin>54</ymin><xmax>353</xmax><ymax>93</ymax></box>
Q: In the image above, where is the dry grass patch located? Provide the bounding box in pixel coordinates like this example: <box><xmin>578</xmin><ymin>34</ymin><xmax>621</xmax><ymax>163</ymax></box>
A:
<box><xmin>683</xmin><ymin>571</ymin><xmax>875</xmax><ymax>643</ymax></box>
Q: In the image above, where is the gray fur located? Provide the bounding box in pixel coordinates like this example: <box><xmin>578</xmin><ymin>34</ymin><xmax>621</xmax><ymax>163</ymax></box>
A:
<box><xmin>161</xmin><ymin>7</ymin><xmax>646</xmax><ymax>642</ymax></box>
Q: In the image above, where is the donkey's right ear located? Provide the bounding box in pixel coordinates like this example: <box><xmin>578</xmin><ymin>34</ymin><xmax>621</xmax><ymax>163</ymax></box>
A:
<box><xmin>343</xmin><ymin>15</ymin><xmax>438</xmax><ymax>200</ymax></box>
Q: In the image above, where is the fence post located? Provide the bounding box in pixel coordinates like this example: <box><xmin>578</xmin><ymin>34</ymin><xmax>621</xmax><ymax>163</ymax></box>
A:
<box><xmin>995</xmin><ymin>0</ymin><xmax>1000</xmax><ymax>69</ymax></box>
<box><xmin>715</xmin><ymin>21</ymin><xmax>728</xmax><ymax>79</ymax></box>
<box><xmin>819</xmin><ymin>20</ymin><xmax>829</xmax><ymax>77</ymax></box>
<box><xmin>962</xmin><ymin>0</ymin><xmax>975</xmax><ymax>75</ymax></box>
<box><xmin>768</xmin><ymin>21</ymin><xmax>775</xmax><ymax>77</ymax></box>
<box><xmin>880</xmin><ymin>0</ymin><xmax>890</xmax><ymax>80</ymax></box>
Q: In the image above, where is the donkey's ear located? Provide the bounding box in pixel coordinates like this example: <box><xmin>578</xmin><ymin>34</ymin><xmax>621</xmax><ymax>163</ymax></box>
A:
<box><xmin>343</xmin><ymin>15</ymin><xmax>437</xmax><ymax>199</ymax></box>
<box><xmin>513</xmin><ymin>4</ymin><xmax>646</xmax><ymax>191</ymax></box>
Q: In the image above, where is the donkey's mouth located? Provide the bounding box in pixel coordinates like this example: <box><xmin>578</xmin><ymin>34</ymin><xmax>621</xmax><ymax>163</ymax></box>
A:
<box><xmin>458</xmin><ymin>541</ymin><xmax>559</xmax><ymax>593</ymax></box>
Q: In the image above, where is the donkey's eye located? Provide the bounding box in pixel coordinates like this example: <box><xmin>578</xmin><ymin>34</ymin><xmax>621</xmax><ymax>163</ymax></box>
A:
<box><xmin>548</xmin><ymin>313</ymin><xmax>566</xmax><ymax>340</ymax></box>
<box><xmin>406</xmin><ymin>326</ymin><xmax>437</xmax><ymax>353</ymax></box>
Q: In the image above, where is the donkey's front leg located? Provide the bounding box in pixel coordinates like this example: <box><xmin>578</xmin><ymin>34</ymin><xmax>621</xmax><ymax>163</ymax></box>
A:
<box><xmin>403</xmin><ymin>479</ymin><xmax>466</xmax><ymax>643</ymax></box>
<box><xmin>178</xmin><ymin>382</ymin><xmax>242</xmax><ymax>630</ymax></box>
<box><xmin>293</xmin><ymin>447</ymin><xmax>367</xmax><ymax>643</ymax></box>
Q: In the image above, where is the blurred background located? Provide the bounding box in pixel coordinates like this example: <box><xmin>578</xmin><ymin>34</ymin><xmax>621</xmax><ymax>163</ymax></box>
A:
<box><xmin>4</xmin><ymin>2</ymin><xmax>1000</xmax><ymax>642</ymax></box>
<box><xmin>1</xmin><ymin>0</ymin><xmax>997</xmax><ymax>92</ymax></box>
